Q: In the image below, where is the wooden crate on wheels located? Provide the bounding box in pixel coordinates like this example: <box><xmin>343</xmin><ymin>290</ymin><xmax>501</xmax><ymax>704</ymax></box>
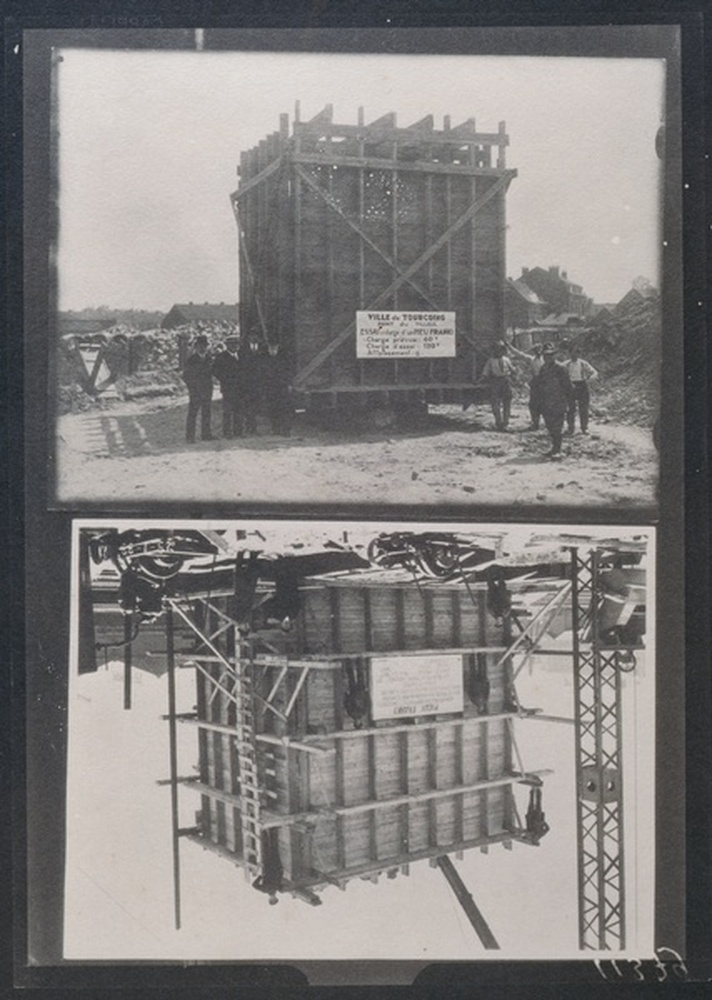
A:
<box><xmin>231</xmin><ymin>105</ymin><xmax>517</xmax><ymax>423</ymax></box>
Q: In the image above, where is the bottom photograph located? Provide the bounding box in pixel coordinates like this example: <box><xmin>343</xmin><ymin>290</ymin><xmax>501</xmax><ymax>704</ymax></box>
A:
<box><xmin>66</xmin><ymin>519</ymin><xmax>655</xmax><ymax>962</ymax></box>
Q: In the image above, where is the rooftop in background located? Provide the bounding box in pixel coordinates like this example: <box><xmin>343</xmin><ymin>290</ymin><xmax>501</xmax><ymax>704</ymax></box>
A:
<box><xmin>162</xmin><ymin>302</ymin><xmax>239</xmax><ymax>329</ymax></box>
<box><xmin>507</xmin><ymin>278</ymin><xmax>545</xmax><ymax>305</ymax></box>
<box><xmin>58</xmin><ymin>315</ymin><xmax>116</xmax><ymax>337</ymax></box>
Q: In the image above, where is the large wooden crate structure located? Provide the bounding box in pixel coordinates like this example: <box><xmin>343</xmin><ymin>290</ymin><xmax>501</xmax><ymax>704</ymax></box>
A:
<box><xmin>166</xmin><ymin>568</ymin><xmax>551</xmax><ymax>902</ymax></box>
<box><xmin>231</xmin><ymin>105</ymin><xmax>517</xmax><ymax>408</ymax></box>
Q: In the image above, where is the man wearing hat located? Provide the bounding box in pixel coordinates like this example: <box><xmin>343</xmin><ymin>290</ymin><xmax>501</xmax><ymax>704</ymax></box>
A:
<box><xmin>481</xmin><ymin>341</ymin><xmax>514</xmax><ymax>431</ymax></box>
<box><xmin>212</xmin><ymin>335</ymin><xmax>243</xmax><ymax>438</ymax></box>
<box><xmin>565</xmin><ymin>344</ymin><xmax>598</xmax><ymax>434</ymax></box>
<box><xmin>182</xmin><ymin>334</ymin><xmax>214</xmax><ymax>443</ymax></box>
<box><xmin>537</xmin><ymin>343</ymin><xmax>573</xmax><ymax>458</ymax></box>
<box><xmin>508</xmin><ymin>341</ymin><xmax>545</xmax><ymax>429</ymax></box>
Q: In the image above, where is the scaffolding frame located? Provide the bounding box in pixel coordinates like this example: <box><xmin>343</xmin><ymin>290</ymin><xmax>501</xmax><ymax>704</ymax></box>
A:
<box><xmin>570</xmin><ymin>547</ymin><xmax>627</xmax><ymax>951</ymax></box>
<box><xmin>160</xmin><ymin>574</ymin><xmax>568</xmax><ymax>927</ymax></box>
<box><xmin>159</xmin><ymin>550</ymin><xmax>643</xmax><ymax>947</ymax></box>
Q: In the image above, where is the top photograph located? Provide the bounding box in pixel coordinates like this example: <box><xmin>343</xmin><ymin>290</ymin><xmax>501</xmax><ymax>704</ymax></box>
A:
<box><xmin>50</xmin><ymin>36</ymin><xmax>673</xmax><ymax>511</ymax></box>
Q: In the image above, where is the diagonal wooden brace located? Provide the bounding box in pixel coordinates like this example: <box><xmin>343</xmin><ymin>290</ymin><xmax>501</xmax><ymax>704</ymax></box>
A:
<box><xmin>293</xmin><ymin>163</ymin><xmax>443</xmax><ymax>312</ymax></box>
<box><xmin>293</xmin><ymin>169</ymin><xmax>516</xmax><ymax>387</ymax></box>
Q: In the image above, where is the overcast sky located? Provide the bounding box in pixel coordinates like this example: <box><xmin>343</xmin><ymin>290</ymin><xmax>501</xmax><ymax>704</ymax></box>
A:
<box><xmin>57</xmin><ymin>47</ymin><xmax>664</xmax><ymax>313</ymax></box>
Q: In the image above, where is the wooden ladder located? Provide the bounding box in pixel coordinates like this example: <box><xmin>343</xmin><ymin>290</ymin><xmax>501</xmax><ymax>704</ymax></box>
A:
<box><xmin>234</xmin><ymin>661</ymin><xmax>263</xmax><ymax>874</ymax></box>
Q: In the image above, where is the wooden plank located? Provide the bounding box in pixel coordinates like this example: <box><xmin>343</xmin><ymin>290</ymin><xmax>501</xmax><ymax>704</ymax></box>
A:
<box><xmin>445</xmin><ymin>174</ymin><xmax>456</xmax><ymax>309</ymax></box>
<box><xmin>123</xmin><ymin>613</ymin><xmax>132</xmax><ymax>710</ymax></box>
<box><xmin>455</xmin><ymin>724</ymin><xmax>465</xmax><ymax>843</ymax></box>
<box><xmin>165</xmin><ymin>607</ymin><xmax>182</xmax><ymax>929</ymax></box>
<box><xmin>470</xmin><ymin>174</ymin><xmax>477</xmax><ymax>360</ymax></box>
<box><xmin>332</xmin><ymin>770</ymin><xmax>549</xmax><ymax>816</ymax></box>
<box><xmin>312</xmin><ymin>577</ymin><xmax>557</xmax><ymax>592</ymax></box>
<box><xmin>292</xmin><ymin>152</ymin><xmax>504</xmax><ymax>176</ymax></box>
<box><xmin>427</xmin><ymin>727</ymin><xmax>438</xmax><ymax>847</ymax></box>
<box><xmin>292</xmin><ymin>124</ymin><xmax>507</xmax><ymax>147</ymax></box>
<box><xmin>329</xmin><ymin>587</ymin><xmax>341</xmax><ymax>653</ymax></box>
<box><xmin>390</xmin><ymin>582</ymin><xmax>406</xmax><ymax>654</ymax></box>
<box><xmin>437</xmin><ymin>855</ymin><xmax>500</xmax><ymax>950</ymax></box>
<box><xmin>423</xmin><ymin>591</ymin><xmax>434</xmax><ymax>647</ymax></box>
<box><xmin>335</xmin><ymin>741</ymin><xmax>346</xmax><ymax>870</ymax></box>
<box><xmin>451</xmin><ymin>591</ymin><xmax>462</xmax><ymax>648</ymax></box>
<box><xmin>368</xmin><ymin>735</ymin><xmax>378</xmax><ymax>860</ymax></box>
<box><xmin>174</xmin><ymin>715</ymin><xmax>332</xmax><ymax>756</ymax></box>
<box><xmin>297</xmin><ymin>381</ymin><xmax>485</xmax><ymax>395</ymax></box>
<box><xmin>362</xmin><ymin>588</ymin><xmax>373</xmax><ymax>652</ymax></box>
<box><xmin>357</xmin><ymin>136</ymin><xmax>366</xmax><ymax>385</ymax></box>
<box><xmin>400</xmin><ymin>730</ymin><xmax>410</xmax><ymax>852</ymax></box>
<box><xmin>295</xmin><ymin>829</ymin><xmax>517</xmax><ymax>890</ymax></box>
<box><xmin>300</xmin><ymin>711</ymin><xmax>520</xmax><ymax>744</ymax></box>
<box><xmin>480</xmin><ymin>718</ymin><xmax>489</xmax><ymax>840</ymax></box>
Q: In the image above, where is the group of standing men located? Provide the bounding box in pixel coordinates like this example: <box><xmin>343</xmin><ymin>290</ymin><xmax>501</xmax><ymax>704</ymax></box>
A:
<box><xmin>482</xmin><ymin>338</ymin><xmax>598</xmax><ymax>459</ymax></box>
<box><xmin>182</xmin><ymin>335</ymin><xmax>292</xmax><ymax>444</ymax></box>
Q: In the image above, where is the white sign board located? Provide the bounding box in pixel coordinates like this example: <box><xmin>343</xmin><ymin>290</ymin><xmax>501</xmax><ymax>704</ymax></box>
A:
<box><xmin>356</xmin><ymin>311</ymin><xmax>456</xmax><ymax>359</ymax></box>
<box><xmin>369</xmin><ymin>653</ymin><xmax>464</xmax><ymax>720</ymax></box>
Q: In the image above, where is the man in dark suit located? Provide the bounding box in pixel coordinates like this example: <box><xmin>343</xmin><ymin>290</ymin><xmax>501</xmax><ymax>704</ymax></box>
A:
<box><xmin>537</xmin><ymin>343</ymin><xmax>573</xmax><ymax>459</ymax></box>
<box><xmin>182</xmin><ymin>334</ymin><xmax>214</xmax><ymax>442</ymax></box>
<box><xmin>211</xmin><ymin>336</ymin><xmax>242</xmax><ymax>438</ymax></box>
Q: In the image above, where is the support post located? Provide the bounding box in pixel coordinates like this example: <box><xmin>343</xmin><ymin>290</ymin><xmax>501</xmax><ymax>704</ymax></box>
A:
<box><xmin>571</xmin><ymin>548</ymin><xmax>626</xmax><ymax>950</ymax></box>
<box><xmin>166</xmin><ymin>605</ymin><xmax>182</xmax><ymax>930</ymax></box>
<box><xmin>436</xmin><ymin>855</ymin><xmax>499</xmax><ymax>950</ymax></box>
<box><xmin>123</xmin><ymin>612</ymin><xmax>132</xmax><ymax>710</ymax></box>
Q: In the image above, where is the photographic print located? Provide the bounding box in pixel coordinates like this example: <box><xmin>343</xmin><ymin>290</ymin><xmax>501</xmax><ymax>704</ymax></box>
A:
<box><xmin>51</xmin><ymin>39</ymin><xmax>667</xmax><ymax>509</ymax></box>
<box><xmin>65</xmin><ymin>518</ymin><xmax>656</xmax><ymax>961</ymax></box>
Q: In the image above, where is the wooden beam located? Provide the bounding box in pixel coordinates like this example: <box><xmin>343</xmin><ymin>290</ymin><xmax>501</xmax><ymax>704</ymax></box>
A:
<box><xmin>289</xmin><ymin>885</ymin><xmax>323</xmax><ymax>906</ymax></box>
<box><xmin>335</xmin><ymin>741</ymin><xmax>346</xmax><ymax>870</ymax></box>
<box><xmin>445</xmin><ymin>174</ymin><xmax>452</xmax><ymax>305</ymax></box>
<box><xmin>362</xmin><ymin>589</ymin><xmax>373</xmax><ymax>652</ymax></box>
<box><xmin>332</xmin><ymin>770</ymin><xmax>550</xmax><ymax>817</ymax></box>
<box><xmin>198</xmin><ymin>529</ymin><xmax>232</xmax><ymax>554</ymax></box>
<box><xmin>329</xmin><ymin>587</ymin><xmax>342</xmax><ymax>653</ymax></box>
<box><xmin>368</xmin><ymin>734</ymin><xmax>378</xmax><ymax>860</ymax></box>
<box><xmin>455</xmin><ymin>724</ymin><xmax>465</xmax><ymax>842</ymax></box>
<box><xmin>399</xmin><ymin>730</ymin><xmax>410</xmax><ymax>852</ymax></box>
<box><xmin>300</xmin><ymin>711</ymin><xmax>520</xmax><ymax>743</ymax></box>
<box><xmin>295</xmin><ymin>829</ymin><xmax>517</xmax><ymax>890</ymax></box>
<box><xmin>437</xmin><ymin>855</ymin><xmax>500</xmax><ymax>950</ymax></box>
<box><xmin>495</xmin><ymin>582</ymin><xmax>572</xmax><ymax>676</ymax></box>
<box><xmin>123</xmin><ymin>612</ymin><xmax>133</xmax><ymax>710</ymax></box>
<box><xmin>283</xmin><ymin>665</ymin><xmax>310</xmax><ymax>718</ymax></box>
<box><xmin>427</xmin><ymin>727</ymin><xmax>438</xmax><ymax>847</ymax></box>
<box><xmin>295</xmin><ymin>380</ymin><xmax>484</xmax><ymax>395</ymax></box>
<box><xmin>292</xmin><ymin>121</ymin><xmax>507</xmax><ymax>147</ymax></box>
<box><xmin>395</xmin><ymin>588</ymin><xmax>406</xmax><ymax>652</ymax></box>
<box><xmin>311</xmin><ymin>577</ymin><xmax>560</xmax><ymax>593</ymax></box>
<box><xmin>165</xmin><ymin>607</ymin><xmax>182</xmax><ymax>930</ymax></box>
<box><xmin>173</xmin><ymin>715</ymin><xmax>333</xmax><ymax>755</ymax></box>
<box><xmin>233</xmin><ymin>152</ymin><xmax>283</xmax><ymax>201</ymax></box>
<box><xmin>423</xmin><ymin>591</ymin><xmax>435</xmax><ymax>648</ymax></box>
<box><xmin>451</xmin><ymin>591</ymin><xmax>462</xmax><ymax>647</ymax></box>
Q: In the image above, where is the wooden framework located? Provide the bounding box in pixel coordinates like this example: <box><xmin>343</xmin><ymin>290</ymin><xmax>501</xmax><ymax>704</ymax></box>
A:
<box><xmin>163</xmin><ymin>569</ymin><xmax>558</xmax><ymax>915</ymax></box>
<box><xmin>231</xmin><ymin>105</ymin><xmax>516</xmax><ymax>406</ymax></box>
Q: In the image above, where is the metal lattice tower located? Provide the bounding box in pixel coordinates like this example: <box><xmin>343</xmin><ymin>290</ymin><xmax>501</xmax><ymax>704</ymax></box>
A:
<box><xmin>570</xmin><ymin>548</ymin><xmax>626</xmax><ymax>950</ymax></box>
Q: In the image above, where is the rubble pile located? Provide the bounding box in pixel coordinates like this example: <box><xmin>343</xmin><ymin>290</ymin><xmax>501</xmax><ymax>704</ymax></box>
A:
<box><xmin>574</xmin><ymin>296</ymin><xmax>661</xmax><ymax>427</ymax></box>
<box><xmin>58</xmin><ymin>322</ymin><xmax>240</xmax><ymax>413</ymax></box>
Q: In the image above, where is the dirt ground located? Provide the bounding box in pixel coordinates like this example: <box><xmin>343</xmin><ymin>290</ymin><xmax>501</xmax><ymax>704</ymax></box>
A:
<box><xmin>55</xmin><ymin>392</ymin><xmax>658</xmax><ymax>509</ymax></box>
